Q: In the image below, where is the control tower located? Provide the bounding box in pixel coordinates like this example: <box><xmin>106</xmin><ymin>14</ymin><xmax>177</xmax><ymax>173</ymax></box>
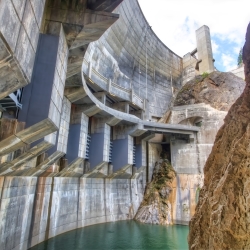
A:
<box><xmin>196</xmin><ymin>25</ymin><xmax>215</xmax><ymax>73</ymax></box>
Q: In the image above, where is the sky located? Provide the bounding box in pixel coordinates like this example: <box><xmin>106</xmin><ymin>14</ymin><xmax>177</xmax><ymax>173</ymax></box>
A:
<box><xmin>137</xmin><ymin>0</ymin><xmax>249</xmax><ymax>72</ymax></box>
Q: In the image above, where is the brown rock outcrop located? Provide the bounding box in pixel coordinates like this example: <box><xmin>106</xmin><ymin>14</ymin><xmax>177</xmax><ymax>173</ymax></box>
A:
<box><xmin>134</xmin><ymin>159</ymin><xmax>176</xmax><ymax>225</ymax></box>
<box><xmin>189</xmin><ymin>23</ymin><xmax>250</xmax><ymax>249</ymax></box>
<box><xmin>174</xmin><ymin>71</ymin><xmax>245</xmax><ymax>111</ymax></box>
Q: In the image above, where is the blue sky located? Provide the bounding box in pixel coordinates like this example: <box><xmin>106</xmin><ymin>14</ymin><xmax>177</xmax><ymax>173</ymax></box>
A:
<box><xmin>212</xmin><ymin>35</ymin><xmax>242</xmax><ymax>71</ymax></box>
<box><xmin>138</xmin><ymin>0</ymin><xmax>249</xmax><ymax>72</ymax></box>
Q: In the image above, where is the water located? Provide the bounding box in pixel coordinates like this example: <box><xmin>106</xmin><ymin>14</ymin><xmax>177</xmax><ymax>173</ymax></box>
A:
<box><xmin>30</xmin><ymin>221</ymin><xmax>189</xmax><ymax>250</ymax></box>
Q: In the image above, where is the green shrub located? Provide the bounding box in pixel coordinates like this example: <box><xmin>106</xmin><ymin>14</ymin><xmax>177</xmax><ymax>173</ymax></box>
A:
<box><xmin>201</xmin><ymin>72</ymin><xmax>209</xmax><ymax>78</ymax></box>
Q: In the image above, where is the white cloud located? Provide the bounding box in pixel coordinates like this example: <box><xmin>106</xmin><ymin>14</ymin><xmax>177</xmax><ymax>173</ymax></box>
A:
<box><xmin>171</xmin><ymin>18</ymin><xmax>198</xmax><ymax>56</ymax></box>
<box><xmin>233</xmin><ymin>46</ymin><xmax>241</xmax><ymax>55</ymax></box>
<box><xmin>138</xmin><ymin>0</ymin><xmax>249</xmax><ymax>57</ymax></box>
<box><xmin>221</xmin><ymin>53</ymin><xmax>237</xmax><ymax>71</ymax></box>
<box><xmin>211</xmin><ymin>40</ymin><xmax>219</xmax><ymax>54</ymax></box>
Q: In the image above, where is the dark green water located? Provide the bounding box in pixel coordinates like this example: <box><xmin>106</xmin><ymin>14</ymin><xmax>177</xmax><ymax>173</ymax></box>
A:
<box><xmin>30</xmin><ymin>221</ymin><xmax>189</xmax><ymax>250</ymax></box>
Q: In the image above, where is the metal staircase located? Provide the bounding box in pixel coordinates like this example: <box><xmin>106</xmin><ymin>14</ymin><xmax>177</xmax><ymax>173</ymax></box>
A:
<box><xmin>133</xmin><ymin>145</ymin><xmax>136</xmax><ymax>166</ymax></box>
<box><xmin>0</xmin><ymin>88</ymin><xmax>23</xmax><ymax>117</ymax></box>
<box><xmin>85</xmin><ymin>134</ymin><xmax>91</xmax><ymax>159</ymax></box>
<box><xmin>109</xmin><ymin>141</ymin><xmax>113</xmax><ymax>163</ymax></box>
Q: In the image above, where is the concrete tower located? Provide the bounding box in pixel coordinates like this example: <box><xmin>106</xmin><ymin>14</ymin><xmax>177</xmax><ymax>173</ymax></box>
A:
<box><xmin>196</xmin><ymin>25</ymin><xmax>214</xmax><ymax>73</ymax></box>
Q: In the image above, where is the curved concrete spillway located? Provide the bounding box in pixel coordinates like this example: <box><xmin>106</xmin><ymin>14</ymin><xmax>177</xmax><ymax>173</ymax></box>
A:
<box><xmin>81</xmin><ymin>70</ymin><xmax>199</xmax><ymax>134</ymax></box>
<box><xmin>83</xmin><ymin>0</ymin><xmax>183</xmax><ymax>118</ymax></box>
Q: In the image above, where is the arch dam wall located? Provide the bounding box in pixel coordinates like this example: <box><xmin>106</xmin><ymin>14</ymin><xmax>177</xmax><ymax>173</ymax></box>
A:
<box><xmin>83</xmin><ymin>0</ymin><xmax>183</xmax><ymax>119</ymax></box>
<box><xmin>0</xmin><ymin>0</ymin><xmax>217</xmax><ymax>249</ymax></box>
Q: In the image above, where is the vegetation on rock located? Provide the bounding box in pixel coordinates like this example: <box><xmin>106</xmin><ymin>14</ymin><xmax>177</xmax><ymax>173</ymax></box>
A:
<box><xmin>238</xmin><ymin>47</ymin><xmax>243</xmax><ymax>66</ymax></box>
<box><xmin>189</xmin><ymin>24</ymin><xmax>250</xmax><ymax>249</ymax></box>
<box><xmin>201</xmin><ymin>72</ymin><xmax>209</xmax><ymax>78</ymax></box>
<box><xmin>174</xmin><ymin>71</ymin><xmax>245</xmax><ymax>111</ymax></box>
<box><xmin>134</xmin><ymin>157</ymin><xmax>176</xmax><ymax>225</ymax></box>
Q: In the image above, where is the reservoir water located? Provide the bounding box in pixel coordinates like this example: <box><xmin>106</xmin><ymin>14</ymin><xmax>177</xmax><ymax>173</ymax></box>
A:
<box><xmin>30</xmin><ymin>221</ymin><xmax>189</xmax><ymax>250</ymax></box>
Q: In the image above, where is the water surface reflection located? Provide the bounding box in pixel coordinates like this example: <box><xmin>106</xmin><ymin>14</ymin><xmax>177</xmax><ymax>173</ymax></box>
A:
<box><xmin>30</xmin><ymin>221</ymin><xmax>189</xmax><ymax>250</ymax></box>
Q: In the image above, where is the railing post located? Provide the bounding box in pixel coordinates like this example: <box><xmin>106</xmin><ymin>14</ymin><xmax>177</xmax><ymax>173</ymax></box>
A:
<box><xmin>143</xmin><ymin>99</ymin><xmax>146</xmax><ymax>110</ymax></box>
<box><xmin>125</xmin><ymin>103</ymin><xmax>130</xmax><ymax>113</ymax></box>
<box><xmin>130</xmin><ymin>88</ymin><xmax>134</xmax><ymax>103</ymax></box>
<box><xmin>108</xmin><ymin>79</ymin><xmax>112</xmax><ymax>93</ymax></box>
<box><xmin>88</xmin><ymin>61</ymin><xmax>92</xmax><ymax>78</ymax></box>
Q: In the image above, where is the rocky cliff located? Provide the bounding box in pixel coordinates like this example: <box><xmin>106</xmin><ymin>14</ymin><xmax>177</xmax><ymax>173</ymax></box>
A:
<box><xmin>174</xmin><ymin>71</ymin><xmax>245</xmax><ymax>111</ymax></box>
<box><xmin>134</xmin><ymin>159</ymin><xmax>176</xmax><ymax>225</ymax></box>
<box><xmin>189</xmin><ymin>23</ymin><xmax>250</xmax><ymax>249</ymax></box>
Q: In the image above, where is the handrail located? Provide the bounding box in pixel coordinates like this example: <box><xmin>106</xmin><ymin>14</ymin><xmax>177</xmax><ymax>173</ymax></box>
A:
<box><xmin>112</xmin><ymin>82</ymin><xmax>130</xmax><ymax>93</ymax></box>
<box><xmin>83</xmin><ymin>58</ymin><xmax>88</xmax><ymax>65</ymax></box>
<box><xmin>81</xmin><ymin>70</ymin><xmax>200</xmax><ymax>134</ymax></box>
<box><xmin>83</xmin><ymin>57</ymin><xmax>144</xmax><ymax>110</ymax></box>
<box><xmin>133</xmin><ymin>94</ymin><xmax>143</xmax><ymax>103</ymax></box>
<box><xmin>92</xmin><ymin>68</ymin><xmax>108</xmax><ymax>84</ymax></box>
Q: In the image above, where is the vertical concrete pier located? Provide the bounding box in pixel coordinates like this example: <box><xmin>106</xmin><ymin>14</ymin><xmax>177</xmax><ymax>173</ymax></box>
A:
<box><xmin>89</xmin><ymin>118</ymin><xmax>111</xmax><ymax>169</ymax></box>
<box><xmin>196</xmin><ymin>25</ymin><xmax>214</xmax><ymax>73</ymax></box>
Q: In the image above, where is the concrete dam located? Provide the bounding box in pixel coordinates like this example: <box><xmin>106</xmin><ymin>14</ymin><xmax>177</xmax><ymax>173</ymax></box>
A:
<box><xmin>0</xmin><ymin>0</ymin><xmax>244</xmax><ymax>249</ymax></box>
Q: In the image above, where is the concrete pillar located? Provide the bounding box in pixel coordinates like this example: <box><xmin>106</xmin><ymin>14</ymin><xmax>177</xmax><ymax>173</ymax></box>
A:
<box><xmin>132</xmin><ymin>166</ymin><xmax>137</xmax><ymax>175</ymax></box>
<box><xmin>0</xmin><ymin>27</ymin><xmax>68</xmax><ymax>156</ymax></box>
<box><xmin>196</xmin><ymin>25</ymin><xmax>214</xmax><ymax>74</ymax></box>
<box><xmin>67</xmin><ymin>112</ymin><xmax>89</xmax><ymax>164</ymax></box>
<box><xmin>20</xmin><ymin>97</ymin><xmax>71</xmax><ymax>176</ymax></box>
<box><xmin>182</xmin><ymin>52</ymin><xmax>198</xmax><ymax>85</ymax></box>
<box><xmin>134</xmin><ymin>132</ymin><xmax>155</xmax><ymax>172</ymax></box>
<box><xmin>47</xmin><ymin>97</ymin><xmax>71</xmax><ymax>155</ymax></box>
<box><xmin>36</xmin><ymin>153</ymin><xmax>47</xmax><ymax>166</ymax></box>
<box><xmin>84</xmin><ymin>160</ymin><xmax>90</xmax><ymax>173</ymax></box>
<box><xmin>130</xmin><ymin>110</ymin><xmax>144</xmax><ymax>119</ymax></box>
<box><xmin>143</xmin><ymin>99</ymin><xmax>150</xmax><ymax>120</ymax></box>
<box><xmin>19</xmin><ymin>30</ymin><xmax>68</xmax><ymax>130</ymax></box>
<box><xmin>0</xmin><ymin>1</ymin><xmax>45</xmax><ymax>99</ymax></box>
<box><xmin>52</xmin><ymin>109</ymin><xmax>89</xmax><ymax>177</ymax></box>
<box><xmin>64</xmin><ymin>85</ymin><xmax>87</xmax><ymax>103</ymax></box>
<box><xmin>108</xmin><ymin>79</ymin><xmax>112</xmax><ymax>93</ymax></box>
<box><xmin>88</xmin><ymin>61</ymin><xmax>92</xmax><ymax>78</ymax></box>
<box><xmin>112</xmin><ymin>135</ymin><xmax>134</xmax><ymax>171</ymax></box>
<box><xmin>111</xmin><ymin>124</ymin><xmax>146</xmax><ymax>171</ymax></box>
<box><xmin>0</xmin><ymin>140</ymin><xmax>54</xmax><ymax>175</ymax></box>
<box><xmin>93</xmin><ymin>92</ymin><xmax>106</xmax><ymax>104</ymax></box>
<box><xmin>108</xmin><ymin>163</ymin><xmax>113</xmax><ymax>175</ymax></box>
<box><xmin>112</xmin><ymin>102</ymin><xmax>130</xmax><ymax>113</ymax></box>
<box><xmin>135</xmin><ymin>140</ymin><xmax>146</xmax><ymax>168</ymax></box>
<box><xmin>89</xmin><ymin>118</ymin><xmax>111</xmax><ymax>169</ymax></box>
<box><xmin>130</xmin><ymin>88</ymin><xmax>134</xmax><ymax>102</ymax></box>
<box><xmin>112</xmin><ymin>125</ymin><xmax>135</xmax><ymax>171</ymax></box>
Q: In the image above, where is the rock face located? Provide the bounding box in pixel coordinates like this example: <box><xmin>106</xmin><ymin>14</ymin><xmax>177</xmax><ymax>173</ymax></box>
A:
<box><xmin>134</xmin><ymin>159</ymin><xmax>176</xmax><ymax>225</ymax></box>
<box><xmin>189</xmin><ymin>24</ymin><xmax>250</xmax><ymax>249</ymax></box>
<box><xmin>174</xmin><ymin>71</ymin><xmax>245</xmax><ymax>111</ymax></box>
